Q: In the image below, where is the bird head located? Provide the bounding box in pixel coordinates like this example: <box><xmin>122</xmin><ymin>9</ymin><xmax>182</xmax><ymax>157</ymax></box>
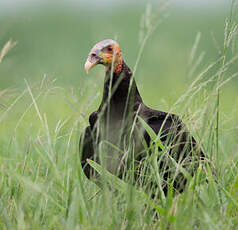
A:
<box><xmin>84</xmin><ymin>39</ymin><xmax>123</xmax><ymax>74</ymax></box>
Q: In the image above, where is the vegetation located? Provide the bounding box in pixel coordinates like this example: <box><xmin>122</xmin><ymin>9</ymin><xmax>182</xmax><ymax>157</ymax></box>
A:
<box><xmin>0</xmin><ymin>1</ymin><xmax>238</xmax><ymax>229</ymax></box>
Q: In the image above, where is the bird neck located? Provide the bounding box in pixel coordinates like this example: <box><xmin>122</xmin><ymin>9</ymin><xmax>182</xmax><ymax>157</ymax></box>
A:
<box><xmin>99</xmin><ymin>61</ymin><xmax>142</xmax><ymax>115</ymax></box>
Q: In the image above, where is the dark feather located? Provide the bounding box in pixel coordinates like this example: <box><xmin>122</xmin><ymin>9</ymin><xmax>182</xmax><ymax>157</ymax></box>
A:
<box><xmin>80</xmin><ymin>61</ymin><xmax>204</xmax><ymax>194</ymax></box>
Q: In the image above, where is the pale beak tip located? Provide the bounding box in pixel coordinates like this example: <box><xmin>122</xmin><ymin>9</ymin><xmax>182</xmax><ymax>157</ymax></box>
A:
<box><xmin>84</xmin><ymin>59</ymin><xmax>92</xmax><ymax>74</ymax></box>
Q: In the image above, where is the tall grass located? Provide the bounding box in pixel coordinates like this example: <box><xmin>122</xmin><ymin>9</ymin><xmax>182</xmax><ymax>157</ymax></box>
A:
<box><xmin>0</xmin><ymin>1</ymin><xmax>238</xmax><ymax>229</ymax></box>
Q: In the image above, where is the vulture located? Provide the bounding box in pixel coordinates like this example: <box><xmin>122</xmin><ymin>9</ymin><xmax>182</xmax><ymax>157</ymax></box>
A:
<box><xmin>80</xmin><ymin>39</ymin><xmax>204</xmax><ymax>194</ymax></box>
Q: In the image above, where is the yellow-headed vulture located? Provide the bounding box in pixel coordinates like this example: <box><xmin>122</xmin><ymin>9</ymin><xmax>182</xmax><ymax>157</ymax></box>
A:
<box><xmin>80</xmin><ymin>39</ymin><xmax>204</xmax><ymax>194</ymax></box>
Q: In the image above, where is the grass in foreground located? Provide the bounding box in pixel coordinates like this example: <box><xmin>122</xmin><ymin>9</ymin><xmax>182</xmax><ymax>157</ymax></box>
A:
<box><xmin>0</xmin><ymin>1</ymin><xmax>238</xmax><ymax>230</ymax></box>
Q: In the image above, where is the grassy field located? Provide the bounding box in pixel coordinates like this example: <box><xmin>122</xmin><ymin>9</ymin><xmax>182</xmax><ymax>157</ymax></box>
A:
<box><xmin>0</xmin><ymin>1</ymin><xmax>238</xmax><ymax>229</ymax></box>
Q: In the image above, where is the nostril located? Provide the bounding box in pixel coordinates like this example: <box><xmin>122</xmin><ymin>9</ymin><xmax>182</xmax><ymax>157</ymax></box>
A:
<box><xmin>91</xmin><ymin>53</ymin><xmax>97</xmax><ymax>57</ymax></box>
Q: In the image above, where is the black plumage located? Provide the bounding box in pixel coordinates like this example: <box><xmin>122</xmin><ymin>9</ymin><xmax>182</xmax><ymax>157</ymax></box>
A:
<box><xmin>80</xmin><ymin>40</ymin><xmax>204</xmax><ymax>194</ymax></box>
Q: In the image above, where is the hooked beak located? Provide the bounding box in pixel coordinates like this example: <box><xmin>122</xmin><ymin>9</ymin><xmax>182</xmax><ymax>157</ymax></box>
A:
<box><xmin>84</xmin><ymin>59</ymin><xmax>99</xmax><ymax>74</ymax></box>
<box><xmin>84</xmin><ymin>49</ymin><xmax>102</xmax><ymax>74</ymax></box>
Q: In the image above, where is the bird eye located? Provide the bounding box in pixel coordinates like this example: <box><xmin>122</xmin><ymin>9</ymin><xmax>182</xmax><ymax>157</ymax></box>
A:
<box><xmin>106</xmin><ymin>46</ymin><xmax>113</xmax><ymax>52</ymax></box>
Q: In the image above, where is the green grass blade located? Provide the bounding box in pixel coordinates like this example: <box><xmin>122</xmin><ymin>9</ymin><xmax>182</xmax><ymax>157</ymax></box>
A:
<box><xmin>87</xmin><ymin>159</ymin><xmax>165</xmax><ymax>214</ymax></box>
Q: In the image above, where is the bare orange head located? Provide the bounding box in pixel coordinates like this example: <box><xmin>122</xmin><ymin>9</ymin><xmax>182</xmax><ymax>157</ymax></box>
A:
<box><xmin>85</xmin><ymin>39</ymin><xmax>123</xmax><ymax>74</ymax></box>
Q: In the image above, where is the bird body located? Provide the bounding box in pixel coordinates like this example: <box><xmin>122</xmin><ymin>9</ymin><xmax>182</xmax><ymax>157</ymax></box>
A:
<box><xmin>81</xmin><ymin>61</ymin><xmax>143</xmax><ymax>176</ymax></box>
<box><xmin>80</xmin><ymin>39</ymin><xmax>204</xmax><ymax>193</ymax></box>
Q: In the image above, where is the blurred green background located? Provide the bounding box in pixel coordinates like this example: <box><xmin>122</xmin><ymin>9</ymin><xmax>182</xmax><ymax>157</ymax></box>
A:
<box><xmin>0</xmin><ymin>0</ymin><xmax>237</xmax><ymax>139</ymax></box>
<box><xmin>1</xmin><ymin>2</ymin><xmax>238</xmax><ymax>228</ymax></box>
